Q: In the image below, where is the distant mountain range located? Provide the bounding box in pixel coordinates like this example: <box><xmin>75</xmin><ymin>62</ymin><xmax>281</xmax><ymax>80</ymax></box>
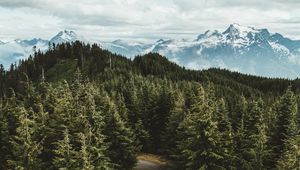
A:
<box><xmin>1</xmin><ymin>24</ymin><xmax>300</xmax><ymax>78</ymax></box>
<box><xmin>0</xmin><ymin>30</ymin><xmax>80</xmax><ymax>68</ymax></box>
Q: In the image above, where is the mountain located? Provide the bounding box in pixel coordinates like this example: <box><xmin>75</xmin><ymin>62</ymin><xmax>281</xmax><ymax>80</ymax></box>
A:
<box><xmin>0</xmin><ymin>38</ymin><xmax>49</xmax><ymax>69</ymax></box>
<box><xmin>0</xmin><ymin>30</ymin><xmax>80</xmax><ymax>68</ymax></box>
<box><xmin>103</xmin><ymin>24</ymin><xmax>300</xmax><ymax>78</ymax></box>
<box><xmin>101</xmin><ymin>39</ymin><xmax>152</xmax><ymax>59</ymax></box>
<box><xmin>49</xmin><ymin>30</ymin><xmax>78</xmax><ymax>44</ymax></box>
<box><xmin>2</xmin><ymin>24</ymin><xmax>300</xmax><ymax>78</ymax></box>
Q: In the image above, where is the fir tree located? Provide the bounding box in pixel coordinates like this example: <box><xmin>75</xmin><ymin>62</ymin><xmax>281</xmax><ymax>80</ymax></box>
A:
<box><xmin>277</xmin><ymin>88</ymin><xmax>300</xmax><ymax>169</ymax></box>
<box><xmin>78</xmin><ymin>132</ymin><xmax>94</xmax><ymax>170</ymax></box>
<box><xmin>7</xmin><ymin>107</ymin><xmax>43</xmax><ymax>170</ymax></box>
<box><xmin>177</xmin><ymin>85</ymin><xmax>223</xmax><ymax>169</ymax></box>
<box><xmin>271</xmin><ymin>87</ymin><xmax>298</xmax><ymax>162</ymax></box>
<box><xmin>247</xmin><ymin>99</ymin><xmax>270</xmax><ymax>169</ymax></box>
<box><xmin>162</xmin><ymin>91</ymin><xmax>185</xmax><ymax>156</ymax></box>
<box><xmin>215</xmin><ymin>98</ymin><xmax>235</xmax><ymax>168</ymax></box>
<box><xmin>103</xmin><ymin>98</ymin><xmax>137</xmax><ymax>170</ymax></box>
<box><xmin>0</xmin><ymin>99</ymin><xmax>10</xmax><ymax>169</ymax></box>
<box><xmin>53</xmin><ymin>128</ymin><xmax>77</xmax><ymax>170</ymax></box>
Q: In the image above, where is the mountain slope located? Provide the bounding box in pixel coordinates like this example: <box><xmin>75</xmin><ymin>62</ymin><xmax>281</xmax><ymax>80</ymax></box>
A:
<box><xmin>1</xmin><ymin>24</ymin><xmax>300</xmax><ymax>78</ymax></box>
<box><xmin>49</xmin><ymin>30</ymin><xmax>79</xmax><ymax>44</ymax></box>
<box><xmin>104</xmin><ymin>24</ymin><xmax>300</xmax><ymax>78</ymax></box>
<box><xmin>0</xmin><ymin>30</ymin><xmax>80</xmax><ymax>68</ymax></box>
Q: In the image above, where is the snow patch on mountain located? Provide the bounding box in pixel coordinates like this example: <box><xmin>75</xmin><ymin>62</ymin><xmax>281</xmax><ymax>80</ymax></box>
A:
<box><xmin>50</xmin><ymin>30</ymin><xmax>79</xmax><ymax>44</ymax></box>
<box><xmin>0</xmin><ymin>30</ymin><xmax>80</xmax><ymax>68</ymax></box>
<box><xmin>269</xmin><ymin>42</ymin><xmax>290</xmax><ymax>55</ymax></box>
<box><xmin>2</xmin><ymin>24</ymin><xmax>300</xmax><ymax>78</ymax></box>
<box><xmin>103</xmin><ymin>24</ymin><xmax>300</xmax><ymax>78</ymax></box>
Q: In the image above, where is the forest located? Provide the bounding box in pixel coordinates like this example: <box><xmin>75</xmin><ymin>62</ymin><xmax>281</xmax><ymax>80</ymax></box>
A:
<box><xmin>0</xmin><ymin>41</ymin><xmax>300</xmax><ymax>169</ymax></box>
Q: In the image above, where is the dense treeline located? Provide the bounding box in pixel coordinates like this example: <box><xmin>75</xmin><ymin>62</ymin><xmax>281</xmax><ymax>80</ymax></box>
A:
<box><xmin>0</xmin><ymin>41</ymin><xmax>300</xmax><ymax>169</ymax></box>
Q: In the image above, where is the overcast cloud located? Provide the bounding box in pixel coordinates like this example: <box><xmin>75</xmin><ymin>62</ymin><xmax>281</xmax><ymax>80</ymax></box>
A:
<box><xmin>0</xmin><ymin>0</ymin><xmax>300</xmax><ymax>42</ymax></box>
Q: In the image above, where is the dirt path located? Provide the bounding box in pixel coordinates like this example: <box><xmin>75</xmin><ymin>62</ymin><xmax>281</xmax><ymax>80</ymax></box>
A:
<box><xmin>133</xmin><ymin>159</ymin><xmax>166</xmax><ymax>170</ymax></box>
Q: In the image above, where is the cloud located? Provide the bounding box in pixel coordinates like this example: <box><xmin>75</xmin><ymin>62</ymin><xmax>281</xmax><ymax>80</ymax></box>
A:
<box><xmin>0</xmin><ymin>0</ymin><xmax>300</xmax><ymax>41</ymax></box>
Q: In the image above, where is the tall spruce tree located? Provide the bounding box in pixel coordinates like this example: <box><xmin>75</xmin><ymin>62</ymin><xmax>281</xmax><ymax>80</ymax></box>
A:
<box><xmin>215</xmin><ymin>98</ymin><xmax>235</xmax><ymax>168</ymax></box>
<box><xmin>177</xmin><ymin>85</ymin><xmax>223</xmax><ymax>169</ymax></box>
<box><xmin>7</xmin><ymin>107</ymin><xmax>43</xmax><ymax>170</ymax></box>
<box><xmin>53</xmin><ymin>128</ymin><xmax>77</xmax><ymax>170</ymax></box>
<box><xmin>277</xmin><ymin>88</ymin><xmax>300</xmax><ymax>169</ymax></box>
<box><xmin>98</xmin><ymin>89</ymin><xmax>137</xmax><ymax>170</ymax></box>
<box><xmin>0</xmin><ymin>98</ymin><xmax>10</xmax><ymax>169</ymax></box>
<box><xmin>246</xmin><ymin>99</ymin><xmax>270</xmax><ymax>169</ymax></box>
<box><xmin>162</xmin><ymin>90</ymin><xmax>185</xmax><ymax>156</ymax></box>
<box><xmin>271</xmin><ymin>87</ymin><xmax>298</xmax><ymax>163</ymax></box>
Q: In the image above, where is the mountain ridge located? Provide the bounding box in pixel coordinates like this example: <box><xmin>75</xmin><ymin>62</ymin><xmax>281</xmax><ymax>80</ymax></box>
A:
<box><xmin>1</xmin><ymin>24</ymin><xmax>300</xmax><ymax>78</ymax></box>
<box><xmin>103</xmin><ymin>24</ymin><xmax>300</xmax><ymax>78</ymax></box>
<box><xmin>0</xmin><ymin>30</ymin><xmax>81</xmax><ymax>68</ymax></box>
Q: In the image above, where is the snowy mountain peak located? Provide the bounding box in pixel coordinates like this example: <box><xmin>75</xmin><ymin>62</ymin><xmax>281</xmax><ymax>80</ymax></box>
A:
<box><xmin>196</xmin><ymin>30</ymin><xmax>222</xmax><ymax>41</ymax></box>
<box><xmin>156</xmin><ymin>39</ymin><xmax>165</xmax><ymax>43</ymax></box>
<box><xmin>224</xmin><ymin>23</ymin><xmax>257</xmax><ymax>34</ymax></box>
<box><xmin>58</xmin><ymin>30</ymin><xmax>77</xmax><ymax>38</ymax></box>
<box><xmin>50</xmin><ymin>30</ymin><xmax>78</xmax><ymax>44</ymax></box>
<box><xmin>18</xmin><ymin>38</ymin><xmax>49</xmax><ymax>47</ymax></box>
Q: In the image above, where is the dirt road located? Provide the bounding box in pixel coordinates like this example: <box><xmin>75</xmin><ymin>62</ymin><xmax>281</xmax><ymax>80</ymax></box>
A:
<box><xmin>133</xmin><ymin>159</ymin><xmax>167</xmax><ymax>170</ymax></box>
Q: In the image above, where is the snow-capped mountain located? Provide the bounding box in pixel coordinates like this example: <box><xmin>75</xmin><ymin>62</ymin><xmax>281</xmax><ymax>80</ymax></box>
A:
<box><xmin>0</xmin><ymin>30</ymin><xmax>80</xmax><ymax>68</ymax></box>
<box><xmin>101</xmin><ymin>39</ymin><xmax>152</xmax><ymax>59</ymax></box>
<box><xmin>50</xmin><ymin>30</ymin><xmax>79</xmax><ymax>44</ymax></box>
<box><xmin>103</xmin><ymin>24</ymin><xmax>300</xmax><ymax>78</ymax></box>
<box><xmin>2</xmin><ymin>24</ymin><xmax>300</xmax><ymax>78</ymax></box>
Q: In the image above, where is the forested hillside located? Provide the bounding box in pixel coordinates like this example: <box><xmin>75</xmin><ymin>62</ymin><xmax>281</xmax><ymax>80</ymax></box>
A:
<box><xmin>0</xmin><ymin>41</ymin><xmax>300</xmax><ymax>169</ymax></box>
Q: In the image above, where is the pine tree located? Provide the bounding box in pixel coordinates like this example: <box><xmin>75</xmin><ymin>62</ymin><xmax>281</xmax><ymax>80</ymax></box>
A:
<box><xmin>232</xmin><ymin>95</ymin><xmax>247</xmax><ymax>131</ymax></box>
<box><xmin>7</xmin><ymin>107</ymin><xmax>43</xmax><ymax>170</ymax></box>
<box><xmin>277</xmin><ymin>88</ymin><xmax>300</xmax><ymax>169</ymax></box>
<box><xmin>78</xmin><ymin>132</ymin><xmax>94</xmax><ymax>170</ymax></box>
<box><xmin>177</xmin><ymin>85</ymin><xmax>223</xmax><ymax>169</ymax></box>
<box><xmin>215</xmin><ymin>98</ymin><xmax>234</xmax><ymax>168</ymax></box>
<box><xmin>123</xmin><ymin>81</ymin><xmax>149</xmax><ymax>150</ymax></box>
<box><xmin>101</xmin><ymin>94</ymin><xmax>137</xmax><ymax>170</ymax></box>
<box><xmin>53</xmin><ymin>128</ymin><xmax>77</xmax><ymax>170</ymax></box>
<box><xmin>277</xmin><ymin>134</ymin><xmax>300</xmax><ymax>169</ymax></box>
<box><xmin>0</xmin><ymin>99</ymin><xmax>10</xmax><ymax>169</ymax></box>
<box><xmin>162</xmin><ymin>91</ymin><xmax>185</xmax><ymax>156</ymax></box>
<box><xmin>106</xmin><ymin>110</ymin><xmax>137</xmax><ymax>170</ymax></box>
<box><xmin>271</xmin><ymin>87</ymin><xmax>298</xmax><ymax>162</ymax></box>
<box><xmin>247</xmin><ymin>99</ymin><xmax>270</xmax><ymax>169</ymax></box>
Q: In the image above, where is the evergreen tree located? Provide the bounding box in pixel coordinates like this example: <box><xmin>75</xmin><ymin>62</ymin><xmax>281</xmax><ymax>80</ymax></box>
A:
<box><xmin>215</xmin><ymin>98</ymin><xmax>234</xmax><ymax>168</ymax></box>
<box><xmin>105</xmin><ymin>110</ymin><xmax>137</xmax><ymax>170</ymax></box>
<box><xmin>277</xmin><ymin>133</ymin><xmax>300</xmax><ymax>169</ymax></box>
<box><xmin>53</xmin><ymin>128</ymin><xmax>77</xmax><ymax>170</ymax></box>
<box><xmin>177</xmin><ymin>85</ymin><xmax>223</xmax><ymax>169</ymax></box>
<box><xmin>78</xmin><ymin>132</ymin><xmax>94</xmax><ymax>170</ymax></box>
<box><xmin>0</xmin><ymin>99</ymin><xmax>10</xmax><ymax>169</ymax></box>
<box><xmin>7</xmin><ymin>107</ymin><xmax>43</xmax><ymax>170</ymax></box>
<box><xmin>246</xmin><ymin>99</ymin><xmax>270</xmax><ymax>169</ymax></box>
<box><xmin>271</xmin><ymin>87</ymin><xmax>298</xmax><ymax>163</ymax></box>
<box><xmin>162</xmin><ymin>91</ymin><xmax>185</xmax><ymax>156</ymax></box>
<box><xmin>277</xmin><ymin>88</ymin><xmax>300</xmax><ymax>169</ymax></box>
<box><xmin>98</xmin><ymin>90</ymin><xmax>137</xmax><ymax>170</ymax></box>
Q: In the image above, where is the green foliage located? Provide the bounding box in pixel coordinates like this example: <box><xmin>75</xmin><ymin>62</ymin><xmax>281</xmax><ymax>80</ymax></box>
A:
<box><xmin>177</xmin><ymin>85</ymin><xmax>224</xmax><ymax>169</ymax></box>
<box><xmin>1</xmin><ymin>41</ymin><xmax>300</xmax><ymax>169</ymax></box>
<box><xmin>53</xmin><ymin>128</ymin><xmax>77</xmax><ymax>170</ymax></box>
<box><xmin>271</xmin><ymin>87</ymin><xmax>298</xmax><ymax>162</ymax></box>
<box><xmin>7</xmin><ymin>107</ymin><xmax>43</xmax><ymax>170</ymax></box>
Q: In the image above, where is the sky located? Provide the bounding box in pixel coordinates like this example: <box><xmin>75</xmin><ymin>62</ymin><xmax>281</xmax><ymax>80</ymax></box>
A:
<box><xmin>1</xmin><ymin>0</ymin><xmax>300</xmax><ymax>42</ymax></box>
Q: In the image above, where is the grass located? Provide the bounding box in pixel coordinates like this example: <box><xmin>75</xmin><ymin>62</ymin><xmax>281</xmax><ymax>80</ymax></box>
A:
<box><xmin>137</xmin><ymin>153</ymin><xmax>169</xmax><ymax>166</ymax></box>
